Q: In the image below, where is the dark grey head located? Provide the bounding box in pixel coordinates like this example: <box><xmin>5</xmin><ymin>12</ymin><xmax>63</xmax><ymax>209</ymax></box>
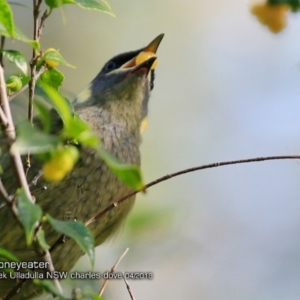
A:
<box><xmin>73</xmin><ymin>34</ymin><xmax>164</xmax><ymax>134</ymax></box>
<box><xmin>74</xmin><ymin>34</ymin><xmax>164</xmax><ymax>108</ymax></box>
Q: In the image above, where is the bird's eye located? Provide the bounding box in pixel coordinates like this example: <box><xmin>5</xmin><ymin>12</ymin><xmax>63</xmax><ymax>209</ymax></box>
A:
<box><xmin>105</xmin><ymin>61</ymin><xmax>117</xmax><ymax>72</ymax></box>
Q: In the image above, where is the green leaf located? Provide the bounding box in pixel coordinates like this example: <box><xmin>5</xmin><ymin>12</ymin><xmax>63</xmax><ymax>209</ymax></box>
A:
<box><xmin>38</xmin><ymin>83</ymin><xmax>73</xmax><ymax>125</ymax></box>
<box><xmin>44</xmin><ymin>0</ymin><xmax>114</xmax><ymax>16</ymax></box>
<box><xmin>36</xmin><ymin>230</ymin><xmax>50</xmax><ymax>250</ymax></box>
<box><xmin>0</xmin><ymin>0</ymin><xmax>15</xmax><ymax>37</ymax></box>
<box><xmin>73</xmin><ymin>0</ymin><xmax>115</xmax><ymax>16</ymax></box>
<box><xmin>34</xmin><ymin>100</ymin><xmax>52</xmax><ymax>133</ymax></box>
<box><xmin>45</xmin><ymin>0</ymin><xmax>75</xmax><ymax>8</ymax></box>
<box><xmin>63</xmin><ymin>115</ymin><xmax>99</xmax><ymax>147</ymax></box>
<box><xmin>17</xmin><ymin>188</ymin><xmax>42</xmax><ymax>245</ymax></box>
<box><xmin>20</xmin><ymin>74</ymin><xmax>30</xmax><ymax>86</ymax></box>
<box><xmin>0</xmin><ymin>247</ymin><xmax>20</xmax><ymax>262</ymax></box>
<box><xmin>34</xmin><ymin>279</ymin><xmax>70</xmax><ymax>300</ymax></box>
<box><xmin>0</xmin><ymin>23</ymin><xmax>39</xmax><ymax>49</ymax></box>
<box><xmin>35</xmin><ymin>85</ymin><xmax>74</xmax><ymax>119</ymax></box>
<box><xmin>39</xmin><ymin>68</ymin><xmax>64</xmax><ymax>90</ymax></box>
<box><xmin>268</xmin><ymin>0</ymin><xmax>300</xmax><ymax>11</ymax></box>
<box><xmin>47</xmin><ymin>215</ymin><xmax>95</xmax><ymax>267</ymax></box>
<box><xmin>98</xmin><ymin>147</ymin><xmax>144</xmax><ymax>190</ymax></box>
<box><xmin>81</xmin><ymin>290</ymin><xmax>105</xmax><ymax>300</ymax></box>
<box><xmin>43</xmin><ymin>49</ymin><xmax>75</xmax><ymax>68</ymax></box>
<box><xmin>0</xmin><ymin>251</ymin><xmax>16</xmax><ymax>273</ymax></box>
<box><xmin>1</xmin><ymin>50</ymin><xmax>28</xmax><ymax>75</ymax></box>
<box><xmin>11</xmin><ymin>120</ymin><xmax>60</xmax><ymax>154</ymax></box>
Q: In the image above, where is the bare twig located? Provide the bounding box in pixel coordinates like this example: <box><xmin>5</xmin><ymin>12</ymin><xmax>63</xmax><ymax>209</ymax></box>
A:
<box><xmin>0</xmin><ymin>202</ymin><xmax>6</xmax><ymax>210</ymax></box>
<box><xmin>122</xmin><ymin>273</ymin><xmax>135</xmax><ymax>300</ymax></box>
<box><xmin>38</xmin><ymin>9</ymin><xmax>51</xmax><ymax>36</ymax></box>
<box><xmin>0</xmin><ymin>64</ymin><xmax>32</xmax><ymax>199</ymax></box>
<box><xmin>0</xmin><ymin>169</ymin><xmax>42</xmax><ymax>211</ymax></box>
<box><xmin>0</xmin><ymin>105</ymin><xmax>9</xmax><ymax>126</ymax></box>
<box><xmin>28</xmin><ymin>170</ymin><xmax>43</xmax><ymax>187</ymax></box>
<box><xmin>28</xmin><ymin>2</ymin><xmax>49</xmax><ymax>123</ymax></box>
<box><xmin>85</xmin><ymin>155</ymin><xmax>300</xmax><ymax>227</ymax></box>
<box><xmin>99</xmin><ymin>248</ymin><xmax>129</xmax><ymax>296</ymax></box>
<box><xmin>41</xmin><ymin>249</ymin><xmax>63</xmax><ymax>293</ymax></box>
<box><xmin>28</xmin><ymin>0</ymin><xmax>42</xmax><ymax>123</ymax></box>
<box><xmin>45</xmin><ymin>155</ymin><xmax>300</xmax><ymax>254</ymax></box>
<box><xmin>0</xmin><ymin>178</ymin><xmax>10</xmax><ymax>204</ymax></box>
<box><xmin>26</xmin><ymin>1</ymin><xmax>49</xmax><ymax>172</ymax></box>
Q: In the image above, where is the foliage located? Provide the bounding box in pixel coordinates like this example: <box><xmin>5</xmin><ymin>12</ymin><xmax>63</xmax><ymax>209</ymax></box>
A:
<box><xmin>0</xmin><ymin>0</ymin><xmax>143</xmax><ymax>298</ymax></box>
<box><xmin>269</xmin><ymin>0</ymin><xmax>300</xmax><ymax>11</ymax></box>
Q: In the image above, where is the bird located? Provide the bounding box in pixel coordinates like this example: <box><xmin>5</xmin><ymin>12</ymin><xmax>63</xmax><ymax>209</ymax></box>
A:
<box><xmin>0</xmin><ymin>33</ymin><xmax>164</xmax><ymax>299</ymax></box>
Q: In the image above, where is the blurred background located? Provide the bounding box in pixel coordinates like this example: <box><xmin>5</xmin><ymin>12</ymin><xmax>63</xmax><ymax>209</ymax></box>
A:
<box><xmin>5</xmin><ymin>0</ymin><xmax>300</xmax><ymax>299</ymax></box>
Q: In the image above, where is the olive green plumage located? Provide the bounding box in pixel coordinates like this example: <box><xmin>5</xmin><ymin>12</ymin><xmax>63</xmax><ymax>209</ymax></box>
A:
<box><xmin>0</xmin><ymin>34</ymin><xmax>163</xmax><ymax>299</ymax></box>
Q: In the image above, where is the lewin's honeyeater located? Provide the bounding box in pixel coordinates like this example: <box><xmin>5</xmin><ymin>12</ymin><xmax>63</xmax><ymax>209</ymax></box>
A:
<box><xmin>0</xmin><ymin>33</ymin><xmax>164</xmax><ymax>299</ymax></box>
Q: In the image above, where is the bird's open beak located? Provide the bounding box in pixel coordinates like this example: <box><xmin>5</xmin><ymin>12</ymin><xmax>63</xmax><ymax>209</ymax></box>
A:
<box><xmin>144</xmin><ymin>33</ymin><xmax>165</xmax><ymax>53</ymax></box>
<box><xmin>121</xmin><ymin>33</ymin><xmax>164</xmax><ymax>70</ymax></box>
<box><xmin>130</xmin><ymin>56</ymin><xmax>158</xmax><ymax>75</ymax></box>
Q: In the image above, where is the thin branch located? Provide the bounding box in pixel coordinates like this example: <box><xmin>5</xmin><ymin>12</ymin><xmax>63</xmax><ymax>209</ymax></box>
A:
<box><xmin>46</xmin><ymin>155</ymin><xmax>300</xmax><ymax>254</ymax></box>
<box><xmin>28</xmin><ymin>0</ymin><xmax>43</xmax><ymax>124</ymax></box>
<box><xmin>28</xmin><ymin>3</ymin><xmax>49</xmax><ymax>118</ymax></box>
<box><xmin>0</xmin><ymin>178</ymin><xmax>10</xmax><ymax>204</ymax></box>
<box><xmin>0</xmin><ymin>66</ymin><xmax>14</xmax><ymax>130</ymax></box>
<box><xmin>28</xmin><ymin>170</ymin><xmax>43</xmax><ymax>188</ymax></box>
<box><xmin>0</xmin><ymin>169</ymin><xmax>42</xmax><ymax>211</ymax></box>
<box><xmin>0</xmin><ymin>202</ymin><xmax>6</xmax><ymax>210</ymax></box>
<box><xmin>0</xmin><ymin>106</ymin><xmax>9</xmax><ymax>126</ymax></box>
<box><xmin>99</xmin><ymin>248</ymin><xmax>129</xmax><ymax>296</ymax></box>
<box><xmin>38</xmin><ymin>9</ymin><xmax>51</xmax><ymax>36</ymax></box>
<box><xmin>85</xmin><ymin>155</ymin><xmax>300</xmax><ymax>226</ymax></box>
<box><xmin>122</xmin><ymin>273</ymin><xmax>135</xmax><ymax>300</ymax></box>
<box><xmin>41</xmin><ymin>249</ymin><xmax>63</xmax><ymax>293</ymax></box>
<box><xmin>0</xmin><ymin>64</ymin><xmax>32</xmax><ymax>199</ymax></box>
<box><xmin>26</xmin><ymin>2</ymin><xmax>49</xmax><ymax>173</ymax></box>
